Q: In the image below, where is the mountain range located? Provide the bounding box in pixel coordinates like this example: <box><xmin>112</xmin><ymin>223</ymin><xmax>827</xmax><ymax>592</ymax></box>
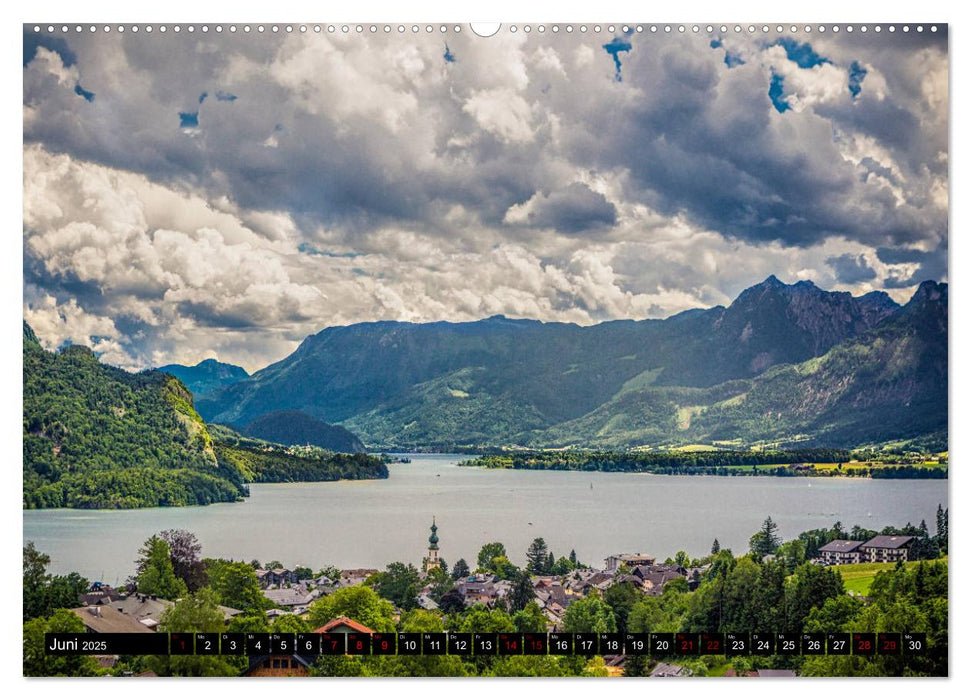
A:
<box><xmin>188</xmin><ymin>277</ymin><xmax>947</xmax><ymax>451</ymax></box>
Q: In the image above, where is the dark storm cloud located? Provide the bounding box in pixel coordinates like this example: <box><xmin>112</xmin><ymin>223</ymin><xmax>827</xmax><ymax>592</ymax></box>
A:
<box><xmin>827</xmin><ymin>253</ymin><xmax>877</xmax><ymax>284</ymax></box>
<box><xmin>513</xmin><ymin>183</ymin><xmax>618</xmax><ymax>234</ymax></box>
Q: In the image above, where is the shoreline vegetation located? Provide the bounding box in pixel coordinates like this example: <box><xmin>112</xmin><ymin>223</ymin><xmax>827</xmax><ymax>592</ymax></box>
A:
<box><xmin>462</xmin><ymin>449</ymin><xmax>948</xmax><ymax>479</ymax></box>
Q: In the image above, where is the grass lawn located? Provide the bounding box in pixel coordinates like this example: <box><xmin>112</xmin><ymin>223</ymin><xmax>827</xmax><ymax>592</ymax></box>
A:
<box><xmin>836</xmin><ymin>558</ymin><xmax>947</xmax><ymax>596</ymax></box>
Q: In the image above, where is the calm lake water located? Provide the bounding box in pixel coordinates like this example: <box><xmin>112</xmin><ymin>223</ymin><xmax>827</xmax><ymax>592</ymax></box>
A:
<box><xmin>23</xmin><ymin>454</ymin><xmax>948</xmax><ymax>584</ymax></box>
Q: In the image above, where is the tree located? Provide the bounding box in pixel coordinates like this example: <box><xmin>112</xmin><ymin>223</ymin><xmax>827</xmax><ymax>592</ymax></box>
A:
<box><xmin>551</xmin><ymin>557</ymin><xmax>575</xmax><ymax>575</ymax></box>
<box><xmin>604</xmin><ymin>581</ymin><xmax>643</xmax><ymax>635</ymax></box>
<box><xmin>513</xmin><ymin>601</ymin><xmax>548</xmax><ymax>633</ymax></box>
<box><xmin>265</xmin><ymin>560</ymin><xmax>284</xmax><ymax>569</ymax></box>
<box><xmin>749</xmin><ymin>516</ymin><xmax>781</xmax><ymax>559</ymax></box>
<box><xmin>47</xmin><ymin>573</ymin><xmax>89</xmax><ymax>613</ymax></box>
<box><xmin>158</xmin><ymin>588</ymin><xmax>226</xmax><ymax>633</ymax></box>
<box><xmin>294</xmin><ymin>566</ymin><xmax>313</xmax><ymax>581</ymax></box>
<box><xmin>136</xmin><ymin>536</ymin><xmax>188</xmax><ymax>600</ymax></box>
<box><xmin>477</xmin><ymin>542</ymin><xmax>506</xmax><ymax>570</ymax></box>
<box><xmin>526</xmin><ymin>537</ymin><xmax>549</xmax><ymax>574</ymax></box>
<box><xmin>936</xmin><ymin>503</ymin><xmax>948</xmax><ymax>554</ymax></box>
<box><xmin>569</xmin><ymin>549</ymin><xmax>578</xmax><ymax>567</ymax></box>
<box><xmin>563</xmin><ymin>595</ymin><xmax>617</xmax><ymax>633</ymax></box>
<box><xmin>784</xmin><ymin>563</ymin><xmax>843</xmax><ymax>631</ymax></box>
<box><xmin>206</xmin><ymin>560</ymin><xmax>268</xmax><ymax>614</ymax></box>
<box><xmin>375</xmin><ymin>562</ymin><xmax>421</xmax><ymax>610</ymax></box>
<box><xmin>273</xmin><ymin>613</ymin><xmax>311</xmax><ymax>633</ymax></box>
<box><xmin>711</xmin><ymin>539</ymin><xmax>721</xmax><ymax>555</ymax></box>
<box><xmin>439</xmin><ymin>588</ymin><xmax>466</xmax><ymax>615</ymax></box>
<box><xmin>674</xmin><ymin>551</ymin><xmax>690</xmax><ymax>569</ymax></box>
<box><xmin>487</xmin><ymin>555</ymin><xmax>519</xmax><ymax>580</ymax></box>
<box><xmin>145</xmin><ymin>588</ymin><xmax>240</xmax><ymax>677</ymax></box>
<box><xmin>460</xmin><ymin>606</ymin><xmax>516</xmax><ymax>633</ymax></box>
<box><xmin>227</xmin><ymin>613</ymin><xmax>270</xmax><ymax>634</ymax></box>
<box><xmin>159</xmin><ymin>529</ymin><xmax>206</xmax><ymax>592</ymax></box>
<box><xmin>545</xmin><ymin>552</ymin><xmax>555</xmax><ymax>574</ymax></box>
<box><xmin>776</xmin><ymin>539</ymin><xmax>807</xmax><ymax>572</ymax></box>
<box><xmin>23</xmin><ymin>542</ymin><xmax>51</xmax><ymax>621</ymax></box>
<box><xmin>451</xmin><ymin>559</ymin><xmax>470</xmax><ymax>580</ymax></box>
<box><xmin>307</xmin><ymin>586</ymin><xmax>395</xmax><ymax>632</ymax></box>
<box><xmin>24</xmin><ymin>610</ymin><xmax>103</xmax><ymax>677</ymax></box>
<box><xmin>24</xmin><ymin>543</ymin><xmax>88</xmax><ymax>622</ymax></box>
<box><xmin>623</xmin><ymin>653</ymin><xmax>649</xmax><ymax>677</ymax></box>
<box><xmin>425</xmin><ymin>565</ymin><xmax>454</xmax><ymax>601</ymax></box>
<box><xmin>509</xmin><ymin>570</ymin><xmax>534</xmax><ymax>612</ymax></box>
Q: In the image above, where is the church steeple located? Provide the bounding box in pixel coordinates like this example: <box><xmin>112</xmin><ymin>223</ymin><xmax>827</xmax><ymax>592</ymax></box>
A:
<box><xmin>424</xmin><ymin>517</ymin><xmax>441</xmax><ymax>571</ymax></box>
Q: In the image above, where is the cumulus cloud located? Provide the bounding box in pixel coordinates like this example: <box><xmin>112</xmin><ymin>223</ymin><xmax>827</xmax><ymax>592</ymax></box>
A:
<box><xmin>21</xmin><ymin>27</ymin><xmax>948</xmax><ymax>371</ymax></box>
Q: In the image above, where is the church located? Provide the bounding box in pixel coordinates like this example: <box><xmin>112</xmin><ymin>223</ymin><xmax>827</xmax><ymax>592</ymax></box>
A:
<box><xmin>423</xmin><ymin>517</ymin><xmax>441</xmax><ymax>572</ymax></box>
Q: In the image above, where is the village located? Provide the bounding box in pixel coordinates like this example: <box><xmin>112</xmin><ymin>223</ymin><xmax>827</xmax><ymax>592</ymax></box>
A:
<box><xmin>46</xmin><ymin>519</ymin><xmax>928</xmax><ymax>678</ymax></box>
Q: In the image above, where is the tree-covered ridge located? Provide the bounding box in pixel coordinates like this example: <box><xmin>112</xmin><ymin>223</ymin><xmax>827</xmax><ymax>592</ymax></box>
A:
<box><xmin>23</xmin><ymin>324</ymin><xmax>247</xmax><ymax>508</ymax></box>
<box><xmin>23</xmin><ymin>324</ymin><xmax>386</xmax><ymax>509</ymax></box>
<box><xmin>242</xmin><ymin>410</ymin><xmax>366</xmax><ymax>453</ymax></box>
<box><xmin>215</xmin><ymin>443</ymin><xmax>387</xmax><ymax>483</ymax></box>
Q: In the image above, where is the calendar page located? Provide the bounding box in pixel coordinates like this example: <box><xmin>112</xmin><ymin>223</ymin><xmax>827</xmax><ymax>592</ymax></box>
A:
<box><xmin>22</xmin><ymin>20</ymin><xmax>948</xmax><ymax>679</ymax></box>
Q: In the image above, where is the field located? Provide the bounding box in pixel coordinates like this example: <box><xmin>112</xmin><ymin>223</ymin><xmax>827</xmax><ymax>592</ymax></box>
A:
<box><xmin>835</xmin><ymin>558</ymin><xmax>947</xmax><ymax>596</ymax></box>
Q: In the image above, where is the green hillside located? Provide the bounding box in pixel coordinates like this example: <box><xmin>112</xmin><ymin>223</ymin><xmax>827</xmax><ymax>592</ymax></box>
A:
<box><xmin>23</xmin><ymin>323</ymin><xmax>246</xmax><ymax>508</ymax></box>
<box><xmin>23</xmin><ymin>324</ymin><xmax>387</xmax><ymax>509</ymax></box>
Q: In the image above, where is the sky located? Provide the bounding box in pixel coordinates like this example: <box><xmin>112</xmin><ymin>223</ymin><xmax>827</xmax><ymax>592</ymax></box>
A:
<box><xmin>22</xmin><ymin>24</ymin><xmax>949</xmax><ymax>372</ymax></box>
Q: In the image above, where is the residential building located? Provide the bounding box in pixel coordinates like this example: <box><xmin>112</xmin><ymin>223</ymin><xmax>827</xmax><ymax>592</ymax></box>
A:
<box><xmin>605</xmin><ymin>553</ymin><xmax>655</xmax><ymax>572</ymax></box>
<box><xmin>859</xmin><ymin>535</ymin><xmax>915</xmax><ymax>563</ymax></box>
<box><xmin>818</xmin><ymin>540</ymin><xmax>865</xmax><ymax>565</ymax></box>
<box><xmin>651</xmin><ymin>662</ymin><xmax>688</xmax><ymax>677</ymax></box>
<box><xmin>70</xmin><ymin>606</ymin><xmax>154</xmax><ymax>634</ymax></box>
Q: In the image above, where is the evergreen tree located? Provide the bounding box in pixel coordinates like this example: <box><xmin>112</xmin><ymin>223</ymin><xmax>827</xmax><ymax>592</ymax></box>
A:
<box><xmin>711</xmin><ymin>539</ymin><xmax>721</xmax><ymax>555</ymax></box>
<box><xmin>749</xmin><ymin>516</ymin><xmax>781</xmax><ymax>559</ymax></box>
<box><xmin>526</xmin><ymin>538</ymin><xmax>549</xmax><ymax>574</ymax></box>
<box><xmin>451</xmin><ymin>559</ymin><xmax>470</xmax><ymax>580</ymax></box>
<box><xmin>935</xmin><ymin>504</ymin><xmax>948</xmax><ymax>554</ymax></box>
<box><xmin>569</xmin><ymin>549</ymin><xmax>578</xmax><ymax>567</ymax></box>
<box><xmin>509</xmin><ymin>570</ymin><xmax>534</xmax><ymax>612</ymax></box>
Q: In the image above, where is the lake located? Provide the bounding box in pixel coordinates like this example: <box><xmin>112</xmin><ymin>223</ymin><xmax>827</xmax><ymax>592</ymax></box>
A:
<box><xmin>23</xmin><ymin>454</ymin><xmax>948</xmax><ymax>584</ymax></box>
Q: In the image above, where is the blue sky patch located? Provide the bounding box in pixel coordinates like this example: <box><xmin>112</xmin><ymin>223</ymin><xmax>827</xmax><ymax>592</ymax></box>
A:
<box><xmin>216</xmin><ymin>90</ymin><xmax>238</xmax><ymax>102</ymax></box>
<box><xmin>179</xmin><ymin>111</ymin><xmax>199</xmax><ymax>128</ymax></box>
<box><xmin>849</xmin><ymin>61</ymin><xmax>867</xmax><ymax>98</ymax></box>
<box><xmin>724</xmin><ymin>52</ymin><xmax>745</xmax><ymax>69</ymax></box>
<box><xmin>710</xmin><ymin>38</ymin><xmax>722</xmax><ymax>49</ymax></box>
<box><xmin>774</xmin><ymin>37</ymin><xmax>831</xmax><ymax>69</ymax></box>
<box><xmin>768</xmin><ymin>72</ymin><xmax>790</xmax><ymax>113</ymax></box>
<box><xmin>603</xmin><ymin>37</ymin><xmax>633</xmax><ymax>82</ymax></box>
<box><xmin>23</xmin><ymin>33</ymin><xmax>77</xmax><ymax>67</ymax></box>
<box><xmin>199</xmin><ymin>92</ymin><xmax>208</xmax><ymax>104</ymax></box>
<box><xmin>74</xmin><ymin>84</ymin><xmax>95</xmax><ymax>102</ymax></box>
<box><xmin>443</xmin><ymin>43</ymin><xmax>456</xmax><ymax>63</ymax></box>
